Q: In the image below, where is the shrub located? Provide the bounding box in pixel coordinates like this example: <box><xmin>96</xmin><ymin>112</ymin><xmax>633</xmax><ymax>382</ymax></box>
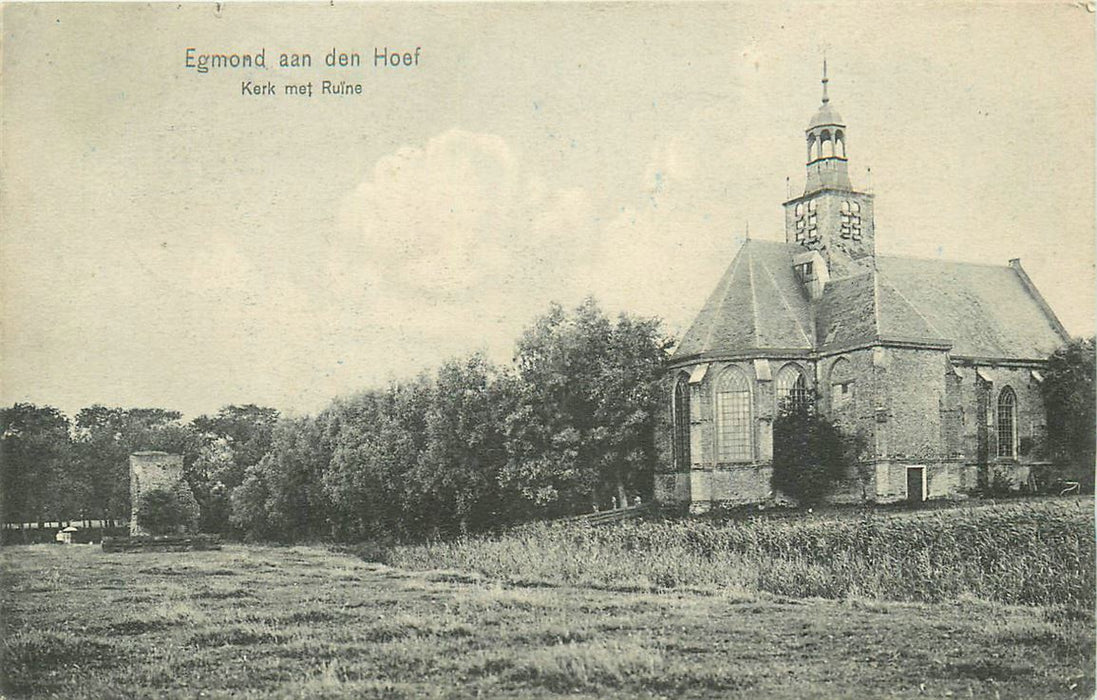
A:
<box><xmin>770</xmin><ymin>399</ymin><xmax>854</xmax><ymax>506</ymax></box>
<box><xmin>134</xmin><ymin>487</ymin><xmax>198</xmax><ymax>535</ymax></box>
<box><xmin>1042</xmin><ymin>337</ymin><xmax>1095</xmax><ymax>472</ymax></box>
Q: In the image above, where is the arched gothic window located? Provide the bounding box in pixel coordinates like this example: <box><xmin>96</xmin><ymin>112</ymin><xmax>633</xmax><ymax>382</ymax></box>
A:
<box><xmin>997</xmin><ymin>387</ymin><xmax>1017</xmax><ymax>458</ymax></box>
<box><xmin>829</xmin><ymin>357</ymin><xmax>855</xmax><ymax>410</ymax></box>
<box><xmin>673</xmin><ymin>375</ymin><xmax>691</xmax><ymax>469</ymax></box>
<box><xmin>716</xmin><ymin>367</ymin><xmax>753</xmax><ymax>462</ymax></box>
<box><xmin>775</xmin><ymin>363</ymin><xmax>810</xmax><ymax>413</ymax></box>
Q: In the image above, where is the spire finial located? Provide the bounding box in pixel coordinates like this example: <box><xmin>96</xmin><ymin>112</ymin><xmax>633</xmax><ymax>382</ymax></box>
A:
<box><xmin>745</xmin><ymin>221</ymin><xmax>751</xmax><ymax>240</ymax></box>
<box><xmin>821</xmin><ymin>56</ymin><xmax>829</xmax><ymax>104</ymax></box>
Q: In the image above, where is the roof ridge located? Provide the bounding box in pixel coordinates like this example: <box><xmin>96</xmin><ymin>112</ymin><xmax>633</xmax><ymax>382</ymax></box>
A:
<box><xmin>746</xmin><ymin>245</ymin><xmax>761</xmax><ymax>348</ymax></box>
<box><xmin>1008</xmin><ymin>260</ymin><xmax>1072</xmax><ymax>342</ymax></box>
<box><xmin>699</xmin><ymin>246</ymin><xmax>746</xmax><ymax>354</ymax></box>
<box><xmin>877</xmin><ymin>254</ymin><xmax>1015</xmax><ymax>270</ymax></box>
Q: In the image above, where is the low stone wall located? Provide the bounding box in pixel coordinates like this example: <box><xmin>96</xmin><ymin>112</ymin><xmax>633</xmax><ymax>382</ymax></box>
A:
<box><xmin>102</xmin><ymin>535</ymin><xmax>222</xmax><ymax>553</ymax></box>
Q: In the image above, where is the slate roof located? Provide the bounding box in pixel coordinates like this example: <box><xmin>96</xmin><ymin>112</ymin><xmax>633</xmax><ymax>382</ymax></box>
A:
<box><xmin>874</xmin><ymin>255</ymin><xmax>1069</xmax><ymax>360</ymax></box>
<box><xmin>674</xmin><ymin>241</ymin><xmax>1069</xmax><ymax>363</ymax></box>
<box><xmin>674</xmin><ymin>240</ymin><xmax>814</xmax><ymax>359</ymax></box>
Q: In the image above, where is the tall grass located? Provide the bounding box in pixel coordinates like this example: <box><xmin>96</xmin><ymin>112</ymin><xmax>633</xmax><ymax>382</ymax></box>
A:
<box><xmin>391</xmin><ymin>498</ymin><xmax>1095</xmax><ymax>612</ymax></box>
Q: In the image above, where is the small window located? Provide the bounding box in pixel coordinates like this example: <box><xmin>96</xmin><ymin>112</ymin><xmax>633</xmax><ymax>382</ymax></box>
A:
<box><xmin>840</xmin><ymin>199</ymin><xmax>863</xmax><ymax>241</ymax></box>
<box><xmin>794</xmin><ymin>201</ymin><xmax>817</xmax><ymax>243</ymax></box>
<box><xmin>829</xmin><ymin>357</ymin><xmax>855</xmax><ymax>410</ymax></box>
<box><xmin>795</xmin><ymin>261</ymin><xmax>814</xmax><ymax>283</ymax></box>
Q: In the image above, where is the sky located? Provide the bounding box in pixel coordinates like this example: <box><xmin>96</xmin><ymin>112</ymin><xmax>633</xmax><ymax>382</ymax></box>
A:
<box><xmin>2</xmin><ymin>2</ymin><xmax>1094</xmax><ymax>420</ymax></box>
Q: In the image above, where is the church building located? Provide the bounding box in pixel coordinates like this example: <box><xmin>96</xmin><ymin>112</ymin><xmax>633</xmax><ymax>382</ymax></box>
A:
<box><xmin>655</xmin><ymin>66</ymin><xmax>1071</xmax><ymax>510</ymax></box>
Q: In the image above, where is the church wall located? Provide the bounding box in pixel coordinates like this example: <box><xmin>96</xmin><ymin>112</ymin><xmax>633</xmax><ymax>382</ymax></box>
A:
<box><xmin>817</xmin><ymin>347</ymin><xmax>977</xmax><ymax>503</ymax></box>
<box><xmin>874</xmin><ymin>348</ymin><xmax>951</xmax><ymax>462</ymax></box>
<box><xmin>659</xmin><ymin>359</ymin><xmax>824</xmax><ymax>508</ymax></box>
<box><xmin>971</xmin><ymin>366</ymin><xmax>1048</xmax><ymax>490</ymax></box>
<box><xmin>956</xmin><ymin>369</ymin><xmax>985</xmax><ymax>467</ymax></box>
<box><xmin>987</xmin><ymin>366</ymin><xmax>1046</xmax><ymax>465</ymax></box>
<box><xmin>652</xmin><ymin>373</ymin><xmax>682</xmax><ymax>504</ymax></box>
<box><xmin>871</xmin><ymin>459</ymin><xmax>963</xmax><ymax>503</ymax></box>
<box><xmin>818</xmin><ymin>349</ymin><xmax>876</xmax><ymax>453</ymax></box>
<box><xmin>653</xmin><ymin>373</ymin><xmax>676</xmax><ymax>475</ymax></box>
<box><xmin>654</xmin><ymin>472</ymin><xmax>691</xmax><ymax>506</ymax></box>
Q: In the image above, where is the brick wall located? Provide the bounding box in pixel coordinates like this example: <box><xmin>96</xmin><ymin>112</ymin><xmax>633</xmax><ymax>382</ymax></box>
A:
<box><xmin>875</xmin><ymin>348</ymin><xmax>951</xmax><ymax>461</ymax></box>
<box><xmin>658</xmin><ymin>349</ymin><xmax>1041</xmax><ymax>507</ymax></box>
<box><xmin>653</xmin><ymin>373</ymin><xmax>676</xmax><ymax>474</ymax></box>
<box><xmin>129</xmin><ymin>452</ymin><xmax>193</xmax><ymax>536</ymax></box>
<box><xmin>818</xmin><ymin>348</ymin><xmax>876</xmax><ymax>457</ymax></box>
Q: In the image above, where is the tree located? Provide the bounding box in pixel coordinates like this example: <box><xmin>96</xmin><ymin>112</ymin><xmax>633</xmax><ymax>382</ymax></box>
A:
<box><xmin>770</xmin><ymin>397</ymin><xmax>852</xmax><ymax>507</ymax></box>
<box><xmin>407</xmin><ymin>354</ymin><xmax>510</xmax><ymax>534</ymax></box>
<box><xmin>188</xmin><ymin>405</ymin><xmax>279</xmax><ymax>533</ymax></box>
<box><xmin>1042</xmin><ymin>337</ymin><xmax>1095</xmax><ymax>488</ymax></box>
<box><xmin>320</xmin><ymin>379</ymin><xmax>430</xmax><ymax>540</ymax></box>
<box><xmin>501</xmin><ymin>298</ymin><xmax>671</xmax><ymax>515</ymax></box>
<box><xmin>230</xmin><ymin>416</ymin><xmax>330</xmax><ymax>542</ymax></box>
<box><xmin>134</xmin><ymin>486</ymin><xmax>199</xmax><ymax>535</ymax></box>
<box><xmin>72</xmin><ymin>405</ymin><xmax>192</xmax><ymax>523</ymax></box>
<box><xmin>0</xmin><ymin>404</ymin><xmax>74</xmax><ymax>526</ymax></box>
<box><xmin>188</xmin><ymin>437</ymin><xmax>237</xmax><ymax>533</ymax></box>
<box><xmin>230</xmin><ymin>464</ymin><xmax>272</xmax><ymax>540</ymax></box>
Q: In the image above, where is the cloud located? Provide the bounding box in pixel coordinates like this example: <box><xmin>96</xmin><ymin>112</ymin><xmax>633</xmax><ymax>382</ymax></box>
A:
<box><xmin>330</xmin><ymin>120</ymin><xmax>768</xmax><ymax>364</ymax></box>
<box><xmin>334</xmin><ymin>129</ymin><xmax>602</xmax><ymax>360</ymax></box>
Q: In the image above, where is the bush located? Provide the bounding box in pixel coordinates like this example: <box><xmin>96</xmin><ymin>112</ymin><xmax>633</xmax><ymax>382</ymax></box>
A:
<box><xmin>770</xmin><ymin>399</ymin><xmax>854</xmax><ymax>507</ymax></box>
<box><xmin>1042</xmin><ymin>337</ymin><xmax>1095</xmax><ymax>470</ymax></box>
<box><xmin>134</xmin><ymin>487</ymin><xmax>198</xmax><ymax>535</ymax></box>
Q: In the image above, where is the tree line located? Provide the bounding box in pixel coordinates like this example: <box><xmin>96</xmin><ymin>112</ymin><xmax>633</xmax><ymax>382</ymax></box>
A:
<box><xmin>4</xmin><ymin>300</ymin><xmax>1091</xmax><ymax>541</ymax></box>
<box><xmin>2</xmin><ymin>300</ymin><xmax>671</xmax><ymax>541</ymax></box>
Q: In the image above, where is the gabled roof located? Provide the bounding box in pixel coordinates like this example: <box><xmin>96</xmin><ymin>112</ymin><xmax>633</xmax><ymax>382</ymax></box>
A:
<box><xmin>814</xmin><ymin>272</ymin><xmax>878</xmax><ymax>349</ymax></box>
<box><xmin>874</xmin><ymin>256</ymin><xmax>1069</xmax><ymax>360</ymax></box>
<box><xmin>674</xmin><ymin>240</ymin><xmax>814</xmax><ymax>359</ymax></box>
<box><xmin>674</xmin><ymin>242</ymin><xmax>1069</xmax><ymax>363</ymax></box>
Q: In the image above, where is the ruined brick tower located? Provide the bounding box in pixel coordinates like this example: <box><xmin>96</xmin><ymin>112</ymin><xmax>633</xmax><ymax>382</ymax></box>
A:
<box><xmin>129</xmin><ymin>451</ymin><xmax>194</xmax><ymax>535</ymax></box>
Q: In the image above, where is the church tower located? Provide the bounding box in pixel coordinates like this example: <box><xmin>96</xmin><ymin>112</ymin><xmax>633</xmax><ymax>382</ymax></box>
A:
<box><xmin>783</xmin><ymin>62</ymin><xmax>875</xmax><ymax>279</ymax></box>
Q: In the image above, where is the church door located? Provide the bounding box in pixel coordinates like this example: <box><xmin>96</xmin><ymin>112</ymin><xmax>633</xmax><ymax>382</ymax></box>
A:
<box><xmin>906</xmin><ymin>467</ymin><xmax>925</xmax><ymax>504</ymax></box>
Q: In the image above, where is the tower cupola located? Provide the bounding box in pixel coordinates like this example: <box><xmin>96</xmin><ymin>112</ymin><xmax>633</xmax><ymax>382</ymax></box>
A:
<box><xmin>784</xmin><ymin>61</ymin><xmax>875</xmax><ymax>279</ymax></box>
<box><xmin>804</xmin><ymin>60</ymin><xmax>851</xmax><ymax>193</ymax></box>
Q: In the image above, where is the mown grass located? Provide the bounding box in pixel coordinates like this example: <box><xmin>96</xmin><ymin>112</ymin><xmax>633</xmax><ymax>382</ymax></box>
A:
<box><xmin>0</xmin><ymin>499</ymin><xmax>1093</xmax><ymax>698</ymax></box>
<box><xmin>392</xmin><ymin>497</ymin><xmax>1096</xmax><ymax>612</ymax></box>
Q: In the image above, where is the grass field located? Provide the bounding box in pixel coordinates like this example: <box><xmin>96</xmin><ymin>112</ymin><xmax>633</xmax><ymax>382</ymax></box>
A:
<box><xmin>393</xmin><ymin>498</ymin><xmax>1096</xmax><ymax>611</ymax></box>
<box><xmin>1</xmin><ymin>500</ymin><xmax>1094</xmax><ymax>698</ymax></box>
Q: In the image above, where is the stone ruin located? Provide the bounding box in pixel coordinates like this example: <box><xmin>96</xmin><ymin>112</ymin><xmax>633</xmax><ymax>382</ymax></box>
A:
<box><xmin>129</xmin><ymin>451</ymin><xmax>198</xmax><ymax>536</ymax></box>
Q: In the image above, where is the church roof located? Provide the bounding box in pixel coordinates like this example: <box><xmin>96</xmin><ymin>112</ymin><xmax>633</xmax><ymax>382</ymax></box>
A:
<box><xmin>675</xmin><ymin>240</ymin><xmax>815</xmax><ymax>359</ymax></box>
<box><xmin>874</xmin><ymin>255</ymin><xmax>1069</xmax><ymax>360</ymax></box>
<box><xmin>673</xmin><ymin>242</ymin><xmax>1069</xmax><ymax>363</ymax></box>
